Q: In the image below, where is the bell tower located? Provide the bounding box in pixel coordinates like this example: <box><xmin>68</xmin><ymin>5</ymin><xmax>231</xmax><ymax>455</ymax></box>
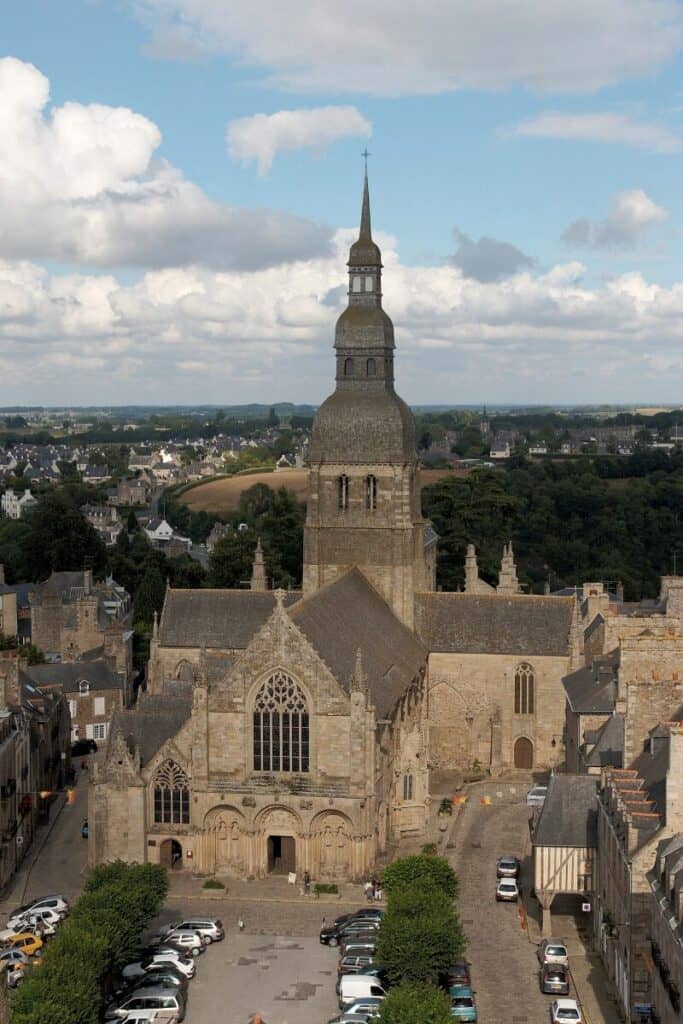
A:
<box><xmin>303</xmin><ymin>171</ymin><xmax>436</xmax><ymax>627</ymax></box>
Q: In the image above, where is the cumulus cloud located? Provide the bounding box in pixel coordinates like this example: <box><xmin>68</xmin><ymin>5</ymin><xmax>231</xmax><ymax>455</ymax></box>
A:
<box><xmin>562</xmin><ymin>190</ymin><xmax>668</xmax><ymax>249</ymax></box>
<box><xmin>133</xmin><ymin>0</ymin><xmax>683</xmax><ymax>95</ymax></box>
<box><xmin>451</xmin><ymin>229</ymin><xmax>533</xmax><ymax>282</ymax></box>
<box><xmin>510</xmin><ymin>111</ymin><xmax>681</xmax><ymax>152</ymax></box>
<box><xmin>4</xmin><ymin>231</ymin><xmax>683</xmax><ymax>404</ymax></box>
<box><xmin>227</xmin><ymin>106</ymin><xmax>371</xmax><ymax>175</ymax></box>
<box><xmin>0</xmin><ymin>57</ymin><xmax>331</xmax><ymax>270</ymax></box>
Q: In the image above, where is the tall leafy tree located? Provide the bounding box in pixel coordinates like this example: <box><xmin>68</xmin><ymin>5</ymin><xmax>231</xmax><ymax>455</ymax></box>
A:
<box><xmin>132</xmin><ymin>565</ymin><xmax>166</xmax><ymax>626</ymax></box>
<box><xmin>376</xmin><ymin>887</ymin><xmax>465</xmax><ymax>986</ymax></box>
<box><xmin>208</xmin><ymin>530</ymin><xmax>257</xmax><ymax>589</ymax></box>
<box><xmin>378</xmin><ymin>982</ymin><xmax>452</xmax><ymax>1024</ymax></box>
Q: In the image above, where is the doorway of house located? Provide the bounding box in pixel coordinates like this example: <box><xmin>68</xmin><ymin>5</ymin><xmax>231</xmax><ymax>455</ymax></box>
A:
<box><xmin>267</xmin><ymin>835</ymin><xmax>295</xmax><ymax>874</ymax></box>
<box><xmin>514</xmin><ymin>736</ymin><xmax>533</xmax><ymax>769</ymax></box>
<box><xmin>160</xmin><ymin>838</ymin><xmax>183</xmax><ymax>869</ymax></box>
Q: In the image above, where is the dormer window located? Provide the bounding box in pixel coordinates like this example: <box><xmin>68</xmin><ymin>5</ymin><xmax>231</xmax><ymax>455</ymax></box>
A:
<box><xmin>78</xmin><ymin>680</ymin><xmax>89</xmax><ymax>696</ymax></box>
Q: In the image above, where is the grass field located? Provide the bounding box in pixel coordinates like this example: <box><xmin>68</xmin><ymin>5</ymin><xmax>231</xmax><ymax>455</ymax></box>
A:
<box><xmin>181</xmin><ymin>467</ymin><xmax>467</xmax><ymax>514</ymax></box>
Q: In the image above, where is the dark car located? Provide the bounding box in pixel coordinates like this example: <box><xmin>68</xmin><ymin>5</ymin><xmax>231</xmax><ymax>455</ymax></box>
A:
<box><xmin>443</xmin><ymin>961</ymin><xmax>471</xmax><ymax>989</ymax></box>
<box><xmin>71</xmin><ymin>739</ymin><xmax>98</xmax><ymax>756</ymax></box>
<box><xmin>541</xmin><ymin>964</ymin><xmax>570</xmax><ymax>996</ymax></box>
<box><xmin>320</xmin><ymin>912</ymin><xmax>382</xmax><ymax>947</ymax></box>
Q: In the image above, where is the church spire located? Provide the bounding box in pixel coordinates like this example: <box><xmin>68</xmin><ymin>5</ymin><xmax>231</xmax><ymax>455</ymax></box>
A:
<box><xmin>250</xmin><ymin>538</ymin><xmax>268</xmax><ymax>592</ymax></box>
<box><xmin>359</xmin><ymin>164</ymin><xmax>371</xmax><ymax>240</ymax></box>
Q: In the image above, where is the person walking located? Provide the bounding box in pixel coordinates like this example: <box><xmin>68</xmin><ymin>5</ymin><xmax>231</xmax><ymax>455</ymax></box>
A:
<box><xmin>303</xmin><ymin>869</ymin><xmax>311</xmax><ymax>896</ymax></box>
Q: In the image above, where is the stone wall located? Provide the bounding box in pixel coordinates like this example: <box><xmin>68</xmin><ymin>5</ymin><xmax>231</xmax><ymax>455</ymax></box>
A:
<box><xmin>427</xmin><ymin>652</ymin><xmax>569</xmax><ymax>772</ymax></box>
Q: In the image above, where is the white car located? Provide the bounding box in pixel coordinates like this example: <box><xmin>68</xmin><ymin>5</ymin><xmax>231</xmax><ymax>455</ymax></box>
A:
<box><xmin>538</xmin><ymin>939</ymin><xmax>569</xmax><ymax>966</ymax></box>
<box><xmin>9</xmin><ymin>907</ymin><xmax>61</xmax><ymax>933</ymax></box>
<box><xmin>158</xmin><ymin>929</ymin><xmax>204</xmax><ymax>956</ymax></box>
<box><xmin>9</xmin><ymin>896</ymin><xmax>69</xmax><ymax>920</ymax></box>
<box><xmin>0</xmin><ymin>949</ymin><xmax>29</xmax><ymax>968</ymax></box>
<box><xmin>495</xmin><ymin>878</ymin><xmax>519</xmax><ymax>902</ymax></box>
<box><xmin>551</xmin><ymin>998</ymin><xmax>582</xmax><ymax>1023</ymax></box>
<box><xmin>123</xmin><ymin>955</ymin><xmax>195</xmax><ymax>980</ymax></box>
<box><xmin>526</xmin><ymin>786</ymin><xmax>548</xmax><ymax>807</ymax></box>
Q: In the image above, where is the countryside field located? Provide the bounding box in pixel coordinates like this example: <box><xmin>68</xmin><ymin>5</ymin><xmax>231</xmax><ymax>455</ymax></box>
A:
<box><xmin>181</xmin><ymin>467</ymin><xmax>466</xmax><ymax>513</ymax></box>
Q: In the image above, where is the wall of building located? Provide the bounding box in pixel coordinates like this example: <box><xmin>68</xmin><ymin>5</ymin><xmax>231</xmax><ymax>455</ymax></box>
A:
<box><xmin>427</xmin><ymin>651</ymin><xmax>569</xmax><ymax>772</ymax></box>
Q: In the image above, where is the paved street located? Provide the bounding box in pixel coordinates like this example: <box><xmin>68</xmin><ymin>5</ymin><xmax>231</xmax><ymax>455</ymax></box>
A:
<box><xmin>449</xmin><ymin>787</ymin><xmax>552</xmax><ymax>1024</ymax></box>
<box><xmin>0</xmin><ymin>764</ymin><xmax>89</xmax><ymax>916</ymax></box>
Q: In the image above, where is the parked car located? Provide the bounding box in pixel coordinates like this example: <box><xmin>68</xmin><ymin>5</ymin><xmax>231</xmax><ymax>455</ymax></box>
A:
<box><xmin>496</xmin><ymin>856</ymin><xmax>520</xmax><ymax>878</ymax></box>
<box><xmin>342</xmin><ymin>997</ymin><xmax>384</xmax><ymax>1017</ymax></box>
<box><xmin>340</xmin><ymin>930</ymin><xmax>379</xmax><ymax>953</ymax></box>
<box><xmin>0</xmin><ymin>932</ymin><xmax>43</xmax><ymax>957</ymax></box>
<box><xmin>550</xmin><ymin>998</ymin><xmax>582</xmax><ymax>1023</ymax></box>
<box><xmin>81</xmin><ymin>819</ymin><xmax>89</xmax><ymax>839</ymax></box>
<box><xmin>123</xmin><ymin>956</ymin><xmax>195</xmax><ymax>981</ymax></box>
<box><xmin>9</xmin><ymin>895</ymin><xmax>69</xmax><ymax>920</ymax></box>
<box><xmin>538</xmin><ymin>940</ymin><xmax>569</xmax><ymax>967</ymax></box>
<box><xmin>338</xmin><ymin>954</ymin><xmax>376</xmax><ymax>977</ymax></box>
<box><xmin>9</xmin><ymin>907</ymin><xmax>61</xmax><ymax>933</ymax></box>
<box><xmin>153</xmin><ymin>929</ymin><xmax>204</xmax><ymax>956</ymax></box>
<box><xmin>540</xmin><ymin>964</ymin><xmax>570</xmax><ymax>995</ymax></box>
<box><xmin>449</xmin><ymin>984</ymin><xmax>477</xmax><ymax>1022</ymax></box>
<box><xmin>320</xmin><ymin>916</ymin><xmax>380</xmax><ymax>947</ymax></box>
<box><xmin>341</xmin><ymin>943</ymin><xmax>377</xmax><ymax>960</ymax></box>
<box><xmin>495</xmin><ymin>879</ymin><xmax>519</xmax><ymax>902</ymax></box>
<box><xmin>444</xmin><ymin>961</ymin><xmax>471</xmax><ymax>989</ymax></box>
<box><xmin>0</xmin><ymin>949</ymin><xmax>29</xmax><ymax>969</ymax></box>
<box><xmin>158</xmin><ymin>918</ymin><xmax>223</xmax><ymax>944</ymax></box>
<box><xmin>123</xmin><ymin>968</ymin><xmax>189</xmax><ymax>995</ymax></box>
<box><xmin>104</xmin><ymin>985</ymin><xmax>186</xmax><ymax>1022</ymax></box>
<box><xmin>338</xmin><ymin>975</ymin><xmax>387</xmax><ymax>1009</ymax></box>
<box><xmin>118</xmin><ymin>1013</ymin><xmax>170</xmax><ymax>1024</ymax></box>
<box><xmin>139</xmin><ymin>945</ymin><xmax>193</xmax><ymax>963</ymax></box>
<box><xmin>71</xmin><ymin>739</ymin><xmax>98</xmax><ymax>756</ymax></box>
<box><xmin>328</xmin><ymin>1014</ymin><xmax>376</xmax><ymax>1024</ymax></box>
<box><xmin>526</xmin><ymin>786</ymin><xmax>548</xmax><ymax>807</ymax></box>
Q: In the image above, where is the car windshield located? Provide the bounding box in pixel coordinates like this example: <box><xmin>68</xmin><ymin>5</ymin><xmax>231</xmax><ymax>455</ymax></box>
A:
<box><xmin>500</xmin><ymin>859</ymin><xmax>516</xmax><ymax>866</ymax></box>
<box><xmin>500</xmin><ymin>883</ymin><xmax>516</xmax><ymax>889</ymax></box>
<box><xmin>452</xmin><ymin>998</ymin><xmax>474</xmax><ymax>1007</ymax></box>
<box><xmin>557</xmin><ymin>1012</ymin><xmax>579</xmax><ymax>1020</ymax></box>
<box><xmin>548</xmin><ymin>946</ymin><xmax>567</xmax><ymax>955</ymax></box>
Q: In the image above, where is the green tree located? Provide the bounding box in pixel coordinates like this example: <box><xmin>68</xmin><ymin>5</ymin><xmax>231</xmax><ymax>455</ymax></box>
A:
<box><xmin>376</xmin><ymin>888</ymin><xmax>465</xmax><ymax>985</ymax></box>
<box><xmin>126</xmin><ymin>509</ymin><xmax>139</xmax><ymax>533</ymax></box>
<box><xmin>381</xmin><ymin>854</ymin><xmax>459</xmax><ymax>899</ymax></box>
<box><xmin>208</xmin><ymin>530</ymin><xmax>257</xmax><ymax>588</ymax></box>
<box><xmin>132</xmin><ymin>565</ymin><xmax>166</xmax><ymax>626</ymax></box>
<box><xmin>378</xmin><ymin>981</ymin><xmax>452</xmax><ymax>1024</ymax></box>
<box><xmin>260</xmin><ymin>487</ymin><xmax>305</xmax><ymax>586</ymax></box>
<box><xmin>22</xmin><ymin>491</ymin><xmax>107</xmax><ymax>580</ymax></box>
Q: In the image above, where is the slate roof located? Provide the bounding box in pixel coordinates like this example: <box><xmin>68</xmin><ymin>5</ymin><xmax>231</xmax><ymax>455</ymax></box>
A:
<box><xmin>25</xmin><ymin>660</ymin><xmax>123</xmax><ymax>694</ymax></box>
<box><xmin>289</xmin><ymin>568</ymin><xmax>427</xmax><ymax>719</ymax></box>
<box><xmin>532</xmin><ymin>774</ymin><xmax>598</xmax><ymax>848</ymax></box>
<box><xmin>414</xmin><ymin>592</ymin><xmax>574</xmax><ymax>657</ymax></box>
<box><xmin>159</xmin><ymin>588</ymin><xmax>300</xmax><ymax>649</ymax></box>
<box><xmin>111</xmin><ymin>686</ymin><xmax>193</xmax><ymax>766</ymax></box>
<box><xmin>34</xmin><ymin>571</ymin><xmax>88</xmax><ymax>600</ymax></box>
<box><xmin>584</xmin><ymin>714</ymin><xmax>624</xmax><ymax>769</ymax></box>
<box><xmin>563</xmin><ymin>650</ymin><xmax>619</xmax><ymax>713</ymax></box>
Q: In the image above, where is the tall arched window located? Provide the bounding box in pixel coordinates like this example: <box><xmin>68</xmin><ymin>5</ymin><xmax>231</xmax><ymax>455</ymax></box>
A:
<box><xmin>514</xmin><ymin>663</ymin><xmax>535</xmax><ymax>715</ymax></box>
<box><xmin>344</xmin><ymin>357</ymin><xmax>354</xmax><ymax>376</ymax></box>
<box><xmin>153</xmin><ymin>760</ymin><xmax>190</xmax><ymax>824</ymax></box>
<box><xmin>365</xmin><ymin>474</ymin><xmax>377</xmax><ymax>510</ymax></box>
<box><xmin>253</xmin><ymin>672</ymin><xmax>309</xmax><ymax>773</ymax></box>
<box><xmin>338</xmin><ymin>474</ymin><xmax>349</xmax><ymax>511</ymax></box>
<box><xmin>366</xmin><ymin>357</ymin><xmax>377</xmax><ymax>377</ymax></box>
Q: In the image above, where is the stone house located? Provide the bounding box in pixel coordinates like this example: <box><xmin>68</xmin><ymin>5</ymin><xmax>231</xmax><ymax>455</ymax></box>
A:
<box><xmin>532</xmin><ymin>773</ymin><xmax>599</xmax><ymax>935</ymax></box>
<box><xmin>81</xmin><ymin>504</ymin><xmax>123</xmax><ymax>546</ymax></box>
<box><xmin>0</xmin><ymin>488</ymin><xmax>37</xmax><ymax>520</ymax></box>
<box><xmin>649</xmin><ymin>834</ymin><xmax>683</xmax><ymax>1024</ymax></box>
<box><xmin>25</xmin><ymin>660</ymin><xmax>131</xmax><ymax>747</ymax></box>
<box><xmin>595</xmin><ymin>722</ymin><xmax>683</xmax><ymax>1020</ymax></box>
<box><xmin>30</xmin><ymin>570</ymin><xmax>132</xmax><ymax>667</ymax></box>
<box><xmin>0</xmin><ymin>565</ymin><xmax>18</xmax><ymax>639</ymax></box>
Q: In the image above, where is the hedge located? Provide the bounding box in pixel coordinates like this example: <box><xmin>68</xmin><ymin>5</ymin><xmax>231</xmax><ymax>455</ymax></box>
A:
<box><xmin>11</xmin><ymin>861</ymin><xmax>169</xmax><ymax>1024</ymax></box>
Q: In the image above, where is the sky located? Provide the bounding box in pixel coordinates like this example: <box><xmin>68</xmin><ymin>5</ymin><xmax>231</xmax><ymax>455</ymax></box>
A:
<box><xmin>2</xmin><ymin>0</ymin><xmax>683</xmax><ymax>406</ymax></box>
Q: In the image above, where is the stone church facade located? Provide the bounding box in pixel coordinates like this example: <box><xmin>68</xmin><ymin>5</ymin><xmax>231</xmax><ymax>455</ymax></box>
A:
<box><xmin>91</xmin><ymin>174</ymin><xmax>581</xmax><ymax>880</ymax></box>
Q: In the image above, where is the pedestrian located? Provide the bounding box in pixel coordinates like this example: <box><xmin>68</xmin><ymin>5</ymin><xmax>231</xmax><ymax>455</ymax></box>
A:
<box><xmin>303</xmin><ymin>869</ymin><xmax>311</xmax><ymax>895</ymax></box>
<box><xmin>364</xmin><ymin>880</ymin><xmax>373</xmax><ymax>903</ymax></box>
<box><xmin>238</xmin><ymin>916</ymin><xmax>245</xmax><ymax>932</ymax></box>
<box><xmin>372</xmin><ymin>874</ymin><xmax>381</xmax><ymax>900</ymax></box>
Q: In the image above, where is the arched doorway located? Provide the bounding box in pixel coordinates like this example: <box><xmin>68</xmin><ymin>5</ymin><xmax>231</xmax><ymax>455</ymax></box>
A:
<box><xmin>160</xmin><ymin>838</ymin><xmax>183</xmax><ymax>869</ymax></box>
<box><xmin>514</xmin><ymin>736</ymin><xmax>533</xmax><ymax>769</ymax></box>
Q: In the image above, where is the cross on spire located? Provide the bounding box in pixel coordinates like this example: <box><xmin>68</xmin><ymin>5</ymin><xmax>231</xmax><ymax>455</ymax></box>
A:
<box><xmin>362</xmin><ymin>148</ymin><xmax>371</xmax><ymax>172</ymax></box>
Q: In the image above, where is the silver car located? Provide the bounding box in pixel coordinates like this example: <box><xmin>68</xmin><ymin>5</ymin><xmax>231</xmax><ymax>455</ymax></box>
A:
<box><xmin>158</xmin><ymin>930</ymin><xmax>204</xmax><ymax>956</ymax></box>
<box><xmin>159</xmin><ymin>918</ymin><xmax>223</xmax><ymax>943</ymax></box>
<box><xmin>526</xmin><ymin>786</ymin><xmax>548</xmax><ymax>807</ymax></box>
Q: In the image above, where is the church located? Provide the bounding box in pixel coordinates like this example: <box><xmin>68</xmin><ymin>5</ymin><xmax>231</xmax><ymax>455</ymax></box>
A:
<box><xmin>90</xmin><ymin>175</ymin><xmax>579</xmax><ymax>880</ymax></box>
